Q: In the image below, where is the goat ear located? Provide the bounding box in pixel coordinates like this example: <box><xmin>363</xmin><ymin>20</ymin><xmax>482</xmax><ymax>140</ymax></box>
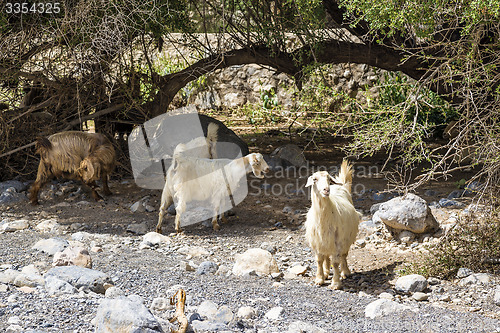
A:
<box><xmin>85</xmin><ymin>160</ymin><xmax>95</xmax><ymax>178</ymax></box>
<box><xmin>305</xmin><ymin>176</ymin><xmax>315</xmax><ymax>187</ymax></box>
<box><xmin>250</xmin><ymin>153</ymin><xmax>258</xmax><ymax>164</ymax></box>
<box><xmin>329</xmin><ymin>174</ymin><xmax>341</xmax><ymax>185</ymax></box>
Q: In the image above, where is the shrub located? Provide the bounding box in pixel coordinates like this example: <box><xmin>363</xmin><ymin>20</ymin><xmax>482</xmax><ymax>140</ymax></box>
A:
<box><xmin>411</xmin><ymin>209</ymin><xmax>500</xmax><ymax>279</ymax></box>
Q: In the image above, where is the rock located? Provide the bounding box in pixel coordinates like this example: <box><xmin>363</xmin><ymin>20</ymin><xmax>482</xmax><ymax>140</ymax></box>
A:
<box><xmin>394</xmin><ymin>274</ymin><xmax>428</xmax><ymax>293</ymax></box>
<box><xmin>126</xmin><ymin>222</ymin><xmax>148</xmax><ymax>235</ymax></box>
<box><xmin>191</xmin><ymin>320</ymin><xmax>228</xmax><ymax>332</ymax></box>
<box><xmin>237</xmin><ymin>306</ymin><xmax>257</xmax><ymax>319</ymax></box>
<box><xmin>167</xmin><ymin>203</ymin><xmax>177</xmax><ymax>215</ymax></box>
<box><xmin>260</xmin><ymin>242</ymin><xmax>277</xmax><ymax>254</ymax></box>
<box><xmin>181</xmin><ymin>261</ymin><xmax>196</xmax><ymax>272</ymax></box>
<box><xmin>53</xmin><ymin>246</ymin><xmax>92</xmax><ymax>268</ymax></box>
<box><xmin>438</xmin><ymin>198</ymin><xmax>465</xmax><ymax>208</ymax></box>
<box><xmin>0</xmin><ymin>188</ymin><xmax>27</xmax><ymax>204</ymax></box>
<box><xmin>196</xmin><ymin>261</ymin><xmax>218</xmax><ymax>275</ymax></box>
<box><xmin>457</xmin><ymin>267</ymin><xmax>473</xmax><ymax>278</ymax></box>
<box><xmin>141</xmin><ymin>232</ymin><xmax>171</xmax><ymax>248</ymax></box>
<box><xmin>232</xmin><ymin>248</ymin><xmax>279</xmax><ymax>277</ymax></box>
<box><xmin>287</xmin><ymin>265</ymin><xmax>308</xmax><ymax>276</ymax></box>
<box><xmin>0</xmin><ymin>180</ymin><xmax>27</xmax><ymax>193</ymax></box>
<box><xmin>378</xmin><ymin>292</ymin><xmax>394</xmax><ymax>300</ymax></box>
<box><xmin>287</xmin><ymin>321</ymin><xmax>326</xmax><ymax>333</ymax></box>
<box><xmin>150</xmin><ymin>297</ymin><xmax>173</xmax><ymax>311</ymax></box>
<box><xmin>448</xmin><ymin>190</ymin><xmax>464</xmax><ymax>199</ymax></box>
<box><xmin>372</xmin><ymin>192</ymin><xmax>385</xmax><ymax>201</ymax></box>
<box><xmin>270</xmin><ymin>144</ymin><xmax>307</xmax><ymax>167</ymax></box>
<box><xmin>0</xmin><ymin>269</ymin><xmax>21</xmax><ymax>285</ymax></box>
<box><xmin>197</xmin><ymin>300</ymin><xmax>219</xmax><ymax>320</ymax></box>
<box><xmin>459</xmin><ymin>273</ymin><xmax>492</xmax><ymax>286</ymax></box>
<box><xmin>130</xmin><ymin>200</ymin><xmax>146</xmax><ymax>213</ymax></box>
<box><xmin>398</xmin><ymin>230</ymin><xmax>415</xmax><ymax>244</ymax></box>
<box><xmin>372</xmin><ymin>194</ymin><xmax>439</xmax><ymax>233</ymax></box>
<box><xmin>494</xmin><ymin>288</ymin><xmax>500</xmax><ymax>306</ymax></box>
<box><xmin>94</xmin><ymin>296</ymin><xmax>162</xmax><ymax>332</ymax></box>
<box><xmin>105</xmin><ymin>286</ymin><xmax>125</xmax><ymax>298</ymax></box>
<box><xmin>44</xmin><ymin>276</ymin><xmax>78</xmax><ymax>295</ymax></box>
<box><xmin>34</xmin><ymin>219</ymin><xmax>60</xmax><ymax>233</ymax></box>
<box><xmin>412</xmin><ymin>292</ymin><xmax>429</xmax><ymax>301</ymax></box>
<box><xmin>44</xmin><ymin>265</ymin><xmax>113</xmax><ymax>294</ymax></box>
<box><xmin>265</xmin><ymin>306</ymin><xmax>284</xmax><ymax>320</ymax></box>
<box><xmin>0</xmin><ymin>219</ymin><xmax>29</xmax><ymax>232</ymax></box>
<box><xmin>263</xmin><ymin>154</ymin><xmax>284</xmax><ymax>170</ymax></box>
<box><xmin>178</xmin><ymin>246</ymin><xmax>210</xmax><ymax>257</ymax></box>
<box><xmin>370</xmin><ymin>203</ymin><xmax>382</xmax><ymax>215</ymax></box>
<box><xmin>364</xmin><ymin>299</ymin><xmax>414</xmax><ymax>319</ymax></box>
<box><xmin>32</xmin><ymin>238</ymin><xmax>69</xmax><ymax>256</ymax></box>
<box><xmin>0</xmin><ymin>268</ymin><xmax>44</xmax><ymax>288</ymax></box>
<box><xmin>214</xmin><ymin>305</ymin><xmax>234</xmax><ymax>324</ymax></box>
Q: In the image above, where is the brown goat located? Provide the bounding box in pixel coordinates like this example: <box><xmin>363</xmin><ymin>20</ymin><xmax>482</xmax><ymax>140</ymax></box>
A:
<box><xmin>29</xmin><ymin>131</ymin><xmax>116</xmax><ymax>204</ymax></box>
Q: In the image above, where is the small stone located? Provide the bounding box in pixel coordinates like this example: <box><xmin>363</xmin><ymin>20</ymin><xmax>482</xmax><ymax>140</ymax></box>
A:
<box><xmin>237</xmin><ymin>306</ymin><xmax>257</xmax><ymax>319</ymax></box>
<box><xmin>493</xmin><ymin>288</ymin><xmax>500</xmax><ymax>306</ymax></box>
<box><xmin>364</xmin><ymin>299</ymin><xmax>413</xmax><ymax>319</ymax></box>
<box><xmin>394</xmin><ymin>274</ymin><xmax>428</xmax><ymax>293</ymax></box>
<box><xmin>439</xmin><ymin>295</ymin><xmax>451</xmax><ymax>302</ymax></box>
<box><xmin>126</xmin><ymin>222</ymin><xmax>148</xmax><ymax>235</ymax></box>
<box><xmin>196</xmin><ymin>261</ymin><xmax>218</xmax><ymax>275</ymax></box>
<box><xmin>265</xmin><ymin>306</ymin><xmax>283</xmax><ymax>320</ymax></box>
<box><xmin>287</xmin><ymin>265</ymin><xmax>308</xmax><ymax>276</ymax></box>
<box><xmin>151</xmin><ymin>297</ymin><xmax>173</xmax><ymax>311</ymax></box>
<box><xmin>412</xmin><ymin>292</ymin><xmax>429</xmax><ymax>301</ymax></box>
<box><xmin>457</xmin><ymin>267</ymin><xmax>473</xmax><ymax>278</ymax></box>
<box><xmin>197</xmin><ymin>300</ymin><xmax>218</xmax><ymax>320</ymax></box>
<box><xmin>105</xmin><ymin>286</ymin><xmax>125</xmax><ymax>298</ymax></box>
<box><xmin>181</xmin><ymin>261</ymin><xmax>196</xmax><ymax>272</ymax></box>
<box><xmin>214</xmin><ymin>305</ymin><xmax>234</xmax><ymax>324</ymax></box>
<box><xmin>378</xmin><ymin>292</ymin><xmax>394</xmax><ymax>300</ymax></box>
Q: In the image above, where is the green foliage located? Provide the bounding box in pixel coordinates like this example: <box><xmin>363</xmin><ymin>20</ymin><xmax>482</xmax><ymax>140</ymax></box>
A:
<box><xmin>260</xmin><ymin>87</ymin><xmax>279</xmax><ymax>110</ymax></box>
<box><xmin>410</xmin><ymin>211</ymin><xmax>500</xmax><ymax>279</ymax></box>
<box><xmin>344</xmin><ymin>71</ymin><xmax>457</xmax><ymax>164</ymax></box>
<box><xmin>338</xmin><ymin>0</ymin><xmax>500</xmax><ymax>39</ymax></box>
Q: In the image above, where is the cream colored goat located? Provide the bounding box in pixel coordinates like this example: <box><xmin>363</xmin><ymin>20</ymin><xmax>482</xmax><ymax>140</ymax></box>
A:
<box><xmin>305</xmin><ymin>160</ymin><xmax>360</xmax><ymax>290</ymax></box>
<box><xmin>157</xmin><ymin>152</ymin><xmax>269</xmax><ymax>233</ymax></box>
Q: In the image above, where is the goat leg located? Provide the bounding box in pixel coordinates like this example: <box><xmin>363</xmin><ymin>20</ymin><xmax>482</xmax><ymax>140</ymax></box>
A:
<box><xmin>101</xmin><ymin>174</ymin><xmax>112</xmax><ymax>196</ymax></box>
<box><xmin>314</xmin><ymin>254</ymin><xmax>326</xmax><ymax>285</ymax></box>
<box><xmin>174</xmin><ymin>200</ymin><xmax>186</xmax><ymax>233</ymax></box>
<box><xmin>29</xmin><ymin>162</ymin><xmax>51</xmax><ymax>205</ymax></box>
<box><xmin>29</xmin><ymin>181</ymin><xmax>45</xmax><ymax>205</ymax></box>
<box><xmin>340</xmin><ymin>254</ymin><xmax>351</xmax><ymax>279</ymax></box>
<box><xmin>328</xmin><ymin>262</ymin><xmax>342</xmax><ymax>290</ymax></box>
<box><xmin>157</xmin><ymin>192</ymin><xmax>173</xmax><ymax>234</ymax></box>
<box><xmin>86</xmin><ymin>181</ymin><xmax>103</xmax><ymax>201</ymax></box>
<box><xmin>323</xmin><ymin>256</ymin><xmax>331</xmax><ymax>280</ymax></box>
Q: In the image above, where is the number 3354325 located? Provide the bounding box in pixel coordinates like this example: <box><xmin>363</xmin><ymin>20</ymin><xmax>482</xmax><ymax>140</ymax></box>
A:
<box><xmin>5</xmin><ymin>3</ymin><xmax>61</xmax><ymax>14</ymax></box>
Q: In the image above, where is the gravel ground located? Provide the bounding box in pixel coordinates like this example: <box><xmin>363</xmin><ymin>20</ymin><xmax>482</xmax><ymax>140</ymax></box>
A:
<box><xmin>1</xmin><ymin>206</ymin><xmax>500</xmax><ymax>332</ymax></box>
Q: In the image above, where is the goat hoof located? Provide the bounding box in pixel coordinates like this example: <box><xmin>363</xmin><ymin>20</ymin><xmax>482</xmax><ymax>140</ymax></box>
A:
<box><xmin>328</xmin><ymin>282</ymin><xmax>342</xmax><ymax>290</ymax></box>
<box><xmin>30</xmin><ymin>201</ymin><xmax>40</xmax><ymax>206</ymax></box>
<box><xmin>212</xmin><ymin>224</ymin><xmax>220</xmax><ymax>231</ymax></box>
<box><xmin>314</xmin><ymin>277</ymin><xmax>325</xmax><ymax>285</ymax></box>
<box><xmin>155</xmin><ymin>227</ymin><xmax>162</xmax><ymax>234</ymax></box>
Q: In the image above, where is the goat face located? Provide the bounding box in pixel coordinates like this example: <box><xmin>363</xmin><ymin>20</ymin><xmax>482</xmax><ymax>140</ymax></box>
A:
<box><xmin>78</xmin><ymin>158</ymin><xmax>98</xmax><ymax>183</ymax></box>
<box><xmin>305</xmin><ymin>171</ymin><xmax>338</xmax><ymax>198</ymax></box>
<box><xmin>248</xmin><ymin>153</ymin><xmax>270</xmax><ymax>178</ymax></box>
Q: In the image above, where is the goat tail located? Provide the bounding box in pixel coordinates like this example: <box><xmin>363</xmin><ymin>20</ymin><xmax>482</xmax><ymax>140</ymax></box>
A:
<box><xmin>335</xmin><ymin>159</ymin><xmax>353</xmax><ymax>194</ymax></box>
<box><xmin>206</xmin><ymin>122</ymin><xmax>219</xmax><ymax>158</ymax></box>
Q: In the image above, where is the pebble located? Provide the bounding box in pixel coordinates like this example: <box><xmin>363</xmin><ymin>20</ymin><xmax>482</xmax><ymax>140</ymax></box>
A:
<box><xmin>265</xmin><ymin>306</ymin><xmax>284</xmax><ymax>320</ymax></box>
<box><xmin>237</xmin><ymin>306</ymin><xmax>257</xmax><ymax>319</ymax></box>
<box><xmin>412</xmin><ymin>292</ymin><xmax>429</xmax><ymax>301</ymax></box>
